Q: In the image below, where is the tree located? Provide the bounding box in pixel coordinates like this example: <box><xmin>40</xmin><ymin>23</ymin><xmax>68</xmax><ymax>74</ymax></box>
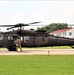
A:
<box><xmin>37</xmin><ymin>23</ymin><xmax>69</xmax><ymax>33</ymax></box>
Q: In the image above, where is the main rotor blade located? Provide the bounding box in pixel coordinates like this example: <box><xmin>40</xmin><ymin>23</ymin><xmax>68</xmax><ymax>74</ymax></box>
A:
<box><xmin>27</xmin><ymin>21</ymin><xmax>41</xmax><ymax>25</ymax></box>
<box><xmin>0</xmin><ymin>22</ymin><xmax>41</xmax><ymax>27</ymax></box>
<box><xmin>0</xmin><ymin>25</ymin><xmax>13</xmax><ymax>27</ymax></box>
<box><xmin>7</xmin><ymin>26</ymin><xmax>16</xmax><ymax>30</ymax></box>
<box><xmin>6</xmin><ymin>23</ymin><xmax>29</xmax><ymax>30</ymax></box>
<box><xmin>28</xmin><ymin>24</ymin><xmax>48</xmax><ymax>26</ymax></box>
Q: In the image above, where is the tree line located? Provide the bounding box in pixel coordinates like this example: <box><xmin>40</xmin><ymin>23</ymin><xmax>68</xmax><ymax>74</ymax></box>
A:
<box><xmin>37</xmin><ymin>23</ymin><xmax>70</xmax><ymax>33</ymax></box>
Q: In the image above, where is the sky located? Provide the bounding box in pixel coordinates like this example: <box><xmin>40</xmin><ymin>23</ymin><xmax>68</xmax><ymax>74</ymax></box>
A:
<box><xmin>0</xmin><ymin>0</ymin><xmax>74</xmax><ymax>31</ymax></box>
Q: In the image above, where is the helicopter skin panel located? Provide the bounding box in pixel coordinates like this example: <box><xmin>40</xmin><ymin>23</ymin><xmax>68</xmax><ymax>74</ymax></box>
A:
<box><xmin>1</xmin><ymin>33</ymin><xmax>74</xmax><ymax>48</ymax></box>
<box><xmin>48</xmin><ymin>36</ymin><xmax>74</xmax><ymax>46</ymax></box>
<box><xmin>21</xmin><ymin>35</ymin><xmax>74</xmax><ymax>47</ymax></box>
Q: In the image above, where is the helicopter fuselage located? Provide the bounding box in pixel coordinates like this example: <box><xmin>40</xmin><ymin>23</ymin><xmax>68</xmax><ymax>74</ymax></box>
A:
<box><xmin>0</xmin><ymin>30</ymin><xmax>74</xmax><ymax>51</ymax></box>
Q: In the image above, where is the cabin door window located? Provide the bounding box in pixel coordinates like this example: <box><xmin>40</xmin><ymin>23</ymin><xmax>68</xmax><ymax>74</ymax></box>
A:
<box><xmin>8</xmin><ymin>36</ymin><xmax>13</xmax><ymax>40</ymax></box>
<box><xmin>0</xmin><ymin>35</ymin><xmax>3</xmax><ymax>40</ymax></box>
<box><xmin>24</xmin><ymin>36</ymin><xmax>29</xmax><ymax>42</ymax></box>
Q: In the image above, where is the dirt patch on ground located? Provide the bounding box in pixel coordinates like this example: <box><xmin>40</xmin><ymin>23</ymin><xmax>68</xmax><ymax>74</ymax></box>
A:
<box><xmin>0</xmin><ymin>49</ymin><xmax>74</xmax><ymax>55</ymax></box>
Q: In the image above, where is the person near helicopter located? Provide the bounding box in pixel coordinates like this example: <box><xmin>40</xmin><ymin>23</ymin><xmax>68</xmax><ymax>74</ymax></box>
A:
<box><xmin>15</xmin><ymin>36</ymin><xmax>22</xmax><ymax>52</ymax></box>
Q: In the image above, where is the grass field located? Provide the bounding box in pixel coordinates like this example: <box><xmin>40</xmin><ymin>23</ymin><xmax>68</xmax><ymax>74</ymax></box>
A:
<box><xmin>0</xmin><ymin>46</ymin><xmax>72</xmax><ymax>51</ymax></box>
<box><xmin>0</xmin><ymin>55</ymin><xmax>74</xmax><ymax>75</ymax></box>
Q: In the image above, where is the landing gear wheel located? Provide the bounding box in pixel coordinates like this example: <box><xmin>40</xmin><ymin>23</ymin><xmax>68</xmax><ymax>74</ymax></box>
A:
<box><xmin>7</xmin><ymin>45</ymin><xmax>17</xmax><ymax>51</ymax></box>
<box><xmin>70</xmin><ymin>45</ymin><xmax>74</xmax><ymax>49</ymax></box>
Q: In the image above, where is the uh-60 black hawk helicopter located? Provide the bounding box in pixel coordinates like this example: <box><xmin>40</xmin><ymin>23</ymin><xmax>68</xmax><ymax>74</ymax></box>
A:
<box><xmin>0</xmin><ymin>21</ymin><xmax>74</xmax><ymax>51</ymax></box>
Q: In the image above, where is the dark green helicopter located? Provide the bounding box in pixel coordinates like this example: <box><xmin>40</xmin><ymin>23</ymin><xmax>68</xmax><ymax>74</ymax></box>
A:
<box><xmin>0</xmin><ymin>22</ymin><xmax>74</xmax><ymax>51</ymax></box>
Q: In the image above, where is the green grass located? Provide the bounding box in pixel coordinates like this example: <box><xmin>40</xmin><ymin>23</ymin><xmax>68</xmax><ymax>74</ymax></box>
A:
<box><xmin>24</xmin><ymin>46</ymin><xmax>72</xmax><ymax>49</ymax></box>
<box><xmin>0</xmin><ymin>46</ymin><xmax>72</xmax><ymax>51</ymax></box>
<box><xmin>32</xmin><ymin>46</ymin><xmax>72</xmax><ymax>49</ymax></box>
<box><xmin>0</xmin><ymin>55</ymin><xmax>74</xmax><ymax>75</ymax></box>
<box><xmin>23</xmin><ymin>46</ymin><xmax>72</xmax><ymax>49</ymax></box>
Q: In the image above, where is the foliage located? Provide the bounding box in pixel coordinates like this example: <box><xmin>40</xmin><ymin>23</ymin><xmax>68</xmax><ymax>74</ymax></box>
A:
<box><xmin>0</xmin><ymin>55</ymin><xmax>74</xmax><ymax>75</ymax></box>
<box><xmin>37</xmin><ymin>23</ymin><xmax>69</xmax><ymax>33</ymax></box>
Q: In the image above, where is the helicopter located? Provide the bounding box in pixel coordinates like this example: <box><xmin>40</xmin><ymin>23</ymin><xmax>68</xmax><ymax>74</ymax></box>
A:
<box><xmin>0</xmin><ymin>22</ymin><xmax>74</xmax><ymax>51</ymax></box>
